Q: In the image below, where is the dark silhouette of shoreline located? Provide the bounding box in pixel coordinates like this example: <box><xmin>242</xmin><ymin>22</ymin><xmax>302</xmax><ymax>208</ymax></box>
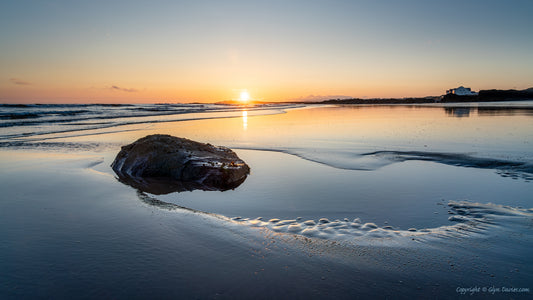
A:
<box><xmin>300</xmin><ymin>87</ymin><xmax>533</xmax><ymax>105</ymax></box>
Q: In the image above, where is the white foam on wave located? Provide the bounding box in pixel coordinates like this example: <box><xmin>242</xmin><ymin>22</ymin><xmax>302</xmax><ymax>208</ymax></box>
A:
<box><xmin>0</xmin><ymin>103</ymin><xmax>303</xmax><ymax>143</ymax></box>
<box><xmin>135</xmin><ymin>189</ymin><xmax>532</xmax><ymax>249</ymax></box>
<box><xmin>228</xmin><ymin>201</ymin><xmax>533</xmax><ymax>245</ymax></box>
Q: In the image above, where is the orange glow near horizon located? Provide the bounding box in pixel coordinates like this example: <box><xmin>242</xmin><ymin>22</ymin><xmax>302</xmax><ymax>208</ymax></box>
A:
<box><xmin>2</xmin><ymin>74</ymin><xmax>531</xmax><ymax>104</ymax></box>
<box><xmin>0</xmin><ymin>84</ymin><xmax>461</xmax><ymax>104</ymax></box>
<box><xmin>1</xmin><ymin>2</ymin><xmax>532</xmax><ymax>104</ymax></box>
<box><xmin>1</xmin><ymin>80</ymin><xmax>532</xmax><ymax>104</ymax></box>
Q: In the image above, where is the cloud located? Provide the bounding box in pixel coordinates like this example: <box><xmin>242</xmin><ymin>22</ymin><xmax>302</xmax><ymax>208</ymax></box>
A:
<box><xmin>109</xmin><ymin>85</ymin><xmax>138</xmax><ymax>93</ymax></box>
<box><xmin>291</xmin><ymin>94</ymin><xmax>353</xmax><ymax>102</ymax></box>
<box><xmin>10</xmin><ymin>78</ymin><xmax>31</xmax><ymax>85</ymax></box>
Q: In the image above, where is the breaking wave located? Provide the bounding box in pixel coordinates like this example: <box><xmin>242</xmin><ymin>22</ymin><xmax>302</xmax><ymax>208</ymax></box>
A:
<box><xmin>0</xmin><ymin>103</ymin><xmax>302</xmax><ymax>141</ymax></box>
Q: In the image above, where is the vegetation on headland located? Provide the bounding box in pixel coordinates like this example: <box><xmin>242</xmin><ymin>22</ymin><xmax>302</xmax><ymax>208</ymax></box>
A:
<box><xmin>303</xmin><ymin>87</ymin><xmax>533</xmax><ymax>105</ymax></box>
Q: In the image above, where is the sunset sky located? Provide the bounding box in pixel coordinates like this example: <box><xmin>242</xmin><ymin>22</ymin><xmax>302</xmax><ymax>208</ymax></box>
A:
<box><xmin>1</xmin><ymin>0</ymin><xmax>532</xmax><ymax>103</ymax></box>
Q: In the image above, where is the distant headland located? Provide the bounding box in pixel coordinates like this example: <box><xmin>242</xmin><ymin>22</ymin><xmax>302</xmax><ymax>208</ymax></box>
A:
<box><xmin>299</xmin><ymin>87</ymin><xmax>533</xmax><ymax>105</ymax></box>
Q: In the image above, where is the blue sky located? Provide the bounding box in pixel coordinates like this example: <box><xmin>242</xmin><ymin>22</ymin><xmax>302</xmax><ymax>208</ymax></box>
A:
<box><xmin>1</xmin><ymin>0</ymin><xmax>532</xmax><ymax>102</ymax></box>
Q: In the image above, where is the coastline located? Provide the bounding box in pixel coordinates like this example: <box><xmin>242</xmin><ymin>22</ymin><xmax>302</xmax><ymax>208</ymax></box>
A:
<box><xmin>294</xmin><ymin>87</ymin><xmax>533</xmax><ymax>105</ymax></box>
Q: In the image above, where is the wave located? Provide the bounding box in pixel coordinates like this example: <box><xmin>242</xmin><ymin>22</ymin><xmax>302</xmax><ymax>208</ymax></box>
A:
<box><xmin>137</xmin><ymin>190</ymin><xmax>533</xmax><ymax>246</ymax></box>
<box><xmin>233</xmin><ymin>147</ymin><xmax>533</xmax><ymax>181</ymax></box>
<box><xmin>362</xmin><ymin>150</ymin><xmax>533</xmax><ymax>176</ymax></box>
<box><xmin>229</xmin><ymin>200</ymin><xmax>533</xmax><ymax>243</ymax></box>
<box><xmin>0</xmin><ymin>103</ymin><xmax>302</xmax><ymax>141</ymax></box>
<box><xmin>0</xmin><ymin>103</ymin><xmax>135</xmax><ymax>108</ymax></box>
<box><xmin>0</xmin><ymin>141</ymin><xmax>119</xmax><ymax>151</ymax></box>
<box><xmin>0</xmin><ymin>104</ymin><xmax>210</xmax><ymax>128</ymax></box>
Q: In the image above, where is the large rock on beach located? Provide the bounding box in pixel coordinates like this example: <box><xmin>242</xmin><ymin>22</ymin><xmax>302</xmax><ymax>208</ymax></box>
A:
<box><xmin>111</xmin><ymin>134</ymin><xmax>250</xmax><ymax>194</ymax></box>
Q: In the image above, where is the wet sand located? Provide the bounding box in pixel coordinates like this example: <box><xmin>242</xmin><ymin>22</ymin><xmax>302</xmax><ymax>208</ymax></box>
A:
<box><xmin>1</xmin><ymin>104</ymin><xmax>532</xmax><ymax>298</ymax></box>
<box><xmin>1</xmin><ymin>150</ymin><xmax>532</xmax><ymax>299</ymax></box>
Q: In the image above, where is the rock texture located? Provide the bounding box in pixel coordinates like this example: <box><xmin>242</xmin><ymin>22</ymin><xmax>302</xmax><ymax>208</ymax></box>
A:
<box><xmin>111</xmin><ymin>134</ymin><xmax>250</xmax><ymax>194</ymax></box>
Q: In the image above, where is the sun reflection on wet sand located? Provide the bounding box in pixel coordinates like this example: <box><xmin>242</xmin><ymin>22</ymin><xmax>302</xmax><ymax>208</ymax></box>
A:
<box><xmin>242</xmin><ymin>110</ymin><xmax>248</xmax><ymax>130</ymax></box>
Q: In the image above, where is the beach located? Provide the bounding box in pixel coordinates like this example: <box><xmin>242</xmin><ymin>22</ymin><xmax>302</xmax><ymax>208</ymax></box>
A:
<box><xmin>1</xmin><ymin>102</ymin><xmax>532</xmax><ymax>299</ymax></box>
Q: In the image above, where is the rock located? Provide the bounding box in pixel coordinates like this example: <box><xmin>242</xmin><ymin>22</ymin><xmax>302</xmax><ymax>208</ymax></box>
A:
<box><xmin>111</xmin><ymin>134</ymin><xmax>250</xmax><ymax>194</ymax></box>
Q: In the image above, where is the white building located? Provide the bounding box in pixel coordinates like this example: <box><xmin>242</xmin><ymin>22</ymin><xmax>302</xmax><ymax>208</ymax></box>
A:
<box><xmin>446</xmin><ymin>86</ymin><xmax>478</xmax><ymax>96</ymax></box>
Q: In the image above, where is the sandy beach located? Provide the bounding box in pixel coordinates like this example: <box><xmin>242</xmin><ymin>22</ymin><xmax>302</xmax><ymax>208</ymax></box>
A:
<box><xmin>1</xmin><ymin>103</ymin><xmax>532</xmax><ymax>298</ymax></box>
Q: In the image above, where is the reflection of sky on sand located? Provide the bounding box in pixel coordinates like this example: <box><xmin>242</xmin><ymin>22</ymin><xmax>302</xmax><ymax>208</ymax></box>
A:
<box><xmin>11</xmin><ymin>104</ymin><xmax>533</xmax><ymax>180</ymax></box>
<box><xmin>1</xmin><ymin>104</ymin><xmax>533</xmax><ymax>298</ymax></box>
<box><xmin>199</xmin><ymin>105</ymin><xmax>527</xmax><ymax>142</ymax></box>
<box><xmin>152</xmin><ymin>149</ymin><xmax>533</xmax><ymax>229</ymax></box>
<box><xmin>2</xmin><ymin>151</ymin><xmax>531</xmax><ymax>298</ymax></box>
<box><xmin>9</xmin><ymin>104</ymin><xmax>533</xmax><ymax>164</ymax></box>
<box><xmin>22</xmin><ymin>103</ymin><xmax>529</xmax><ymax>230</ymax></box>
<box><xmin>88</xmin><ymin>104</ymin><xmax>532</xmax><ymax>229</ymax></box>
<box><xmin>129</xmin><ymin>105</ymin><xmax>533</xmax><ymax>170</ymax></box>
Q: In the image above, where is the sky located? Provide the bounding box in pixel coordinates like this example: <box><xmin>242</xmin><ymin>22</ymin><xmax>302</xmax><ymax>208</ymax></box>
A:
<box><xmin>1</xmin><ymin>0</ymin><xmax>532</xmax><ymax>103</ymax></box>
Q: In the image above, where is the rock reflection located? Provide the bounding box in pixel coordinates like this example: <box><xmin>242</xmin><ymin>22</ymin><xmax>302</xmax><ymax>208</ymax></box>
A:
<box><xmin>116</xmin><ymin>174</ymin><xmax>248</xmax><ymax>195</ymax></box>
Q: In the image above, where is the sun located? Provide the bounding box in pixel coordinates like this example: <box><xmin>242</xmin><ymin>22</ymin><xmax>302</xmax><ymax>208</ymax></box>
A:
<box><xmin>239</xmin><ymin>90</ymin><xmax>250</xmax><ymax>102</ymax></box>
